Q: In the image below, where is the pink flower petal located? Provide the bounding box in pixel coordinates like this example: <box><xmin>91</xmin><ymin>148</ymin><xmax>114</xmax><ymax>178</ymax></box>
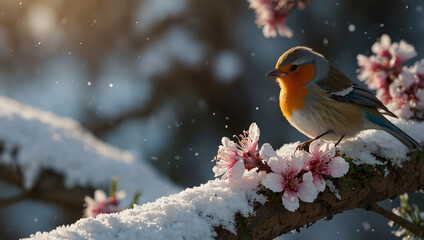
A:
<box><xmin>277</xmin><ymin>22</ymin><xmax>293</xmax><ymax>38</ymax></box>
<box><xmin>94</xmin><ymin>190</ymin><xmax>107</xmax><ymax>202</ymax></box>
<box><xmin>267</xmin><ymin>156</ymin><xmax>285</xmax><ymax>175</ymax></box>
<box><xmin>282</xmin><ymin>190</ymin><xmax>299</xmax><ymax>212</ymax></box>
<box><xmin>259</xmin><ymin>143</ymin><xmax>277</xmax><ymax>162</ymax></box>
<box><xmin>390</xmin><ymin>40</ymin><xmax>417</xmax><ymax>62</ymax></box>
<box><xmin>114</xmin><ymin>191</ymin><xmax>126</xmax><ymax>200</ymax></box>
<box><xmin>412</xmin><ymin>59</ymin><xmax>424</xmax><ymax>76</ymax></box>
<box><xmin>84</xmin><ymin>196</ymin><xmax>96</xmax><ymax>206</ymax></box>
<box><xmin>297</xmin><ymin>172</ymin><xmax>318</xmax><ymax>202</ymax></box>
<box><xmin>287</xmin><ymin>155</ymin><xmax>303</xmax><ymax>175</ymax></box>
<box><xmin>325</xmin><ymin>156</ymin><xmax>349</xmax><ymax>178</ymax></box>
<box><xmin>221</xmin><ymin>137</ymin><xmax>237</xmax><ymax>151</ymax></box>
<box><xmin>212</xmin><ymin>165</ymin><xmax>227</xmax><ymax>177</ymax></box>
<box><xmin>371</xmin><ymin>34</ymin><xmax>391</xmax><ymax>55</ymax></box>
<box><xmin>309</xmin><ymin>139</ymin><xmax>324</xmax><ymax>159</ymax></box>
<box><xmin>262</xmin><ymin>24</ymin><xmax>276</xmax><ymax>38</ymax></box>
<box><xmin>294</xmin><ymin>150</ymin><xmax>313</xmax><ymax>171</ymax></box>
<box><xmin>416</xmin><ymin>88</ymin><xmax>424</xmax><ymax>101</ymax></box>
<box><xmin>249</xmin><ymin>123</ymin><xmax>260</xmax><ymax>142</ymax></box>
<box><xmin>312</xmin><ymin>173</ymin><xmax>326</xmax><ymax>192</ymax></box>
<box><xmin>376</xmin><ymin>89</ymin><xmax>391</xmax><ymax>105</ymax></box>
<box><xmin>262</xmin><ymin>172</ymin><xmax>284</xmax><ymax>192</ymax></box>
<box><xmin>387</xmin><ymin>100</ymin><xmax>414</xmax><ymax>119</ymax></box>
<box><xmin>231</xmin><ymin>159</ymin><xmax>246</xmax><ymax>180</ymax></box>
<box><xmin>369</xmin><ymin>71</ymin><xmax>389</xmax><ymax>89</ymax></box>
<box><xmin>302</xmin><ymin>171</ymin><xmax>314</xmax><ymax>183</ymax></box>
<box><xmin>319</xmin><ymin>142</ymin><xmax>335</xmax><ymax>160</ymax></box>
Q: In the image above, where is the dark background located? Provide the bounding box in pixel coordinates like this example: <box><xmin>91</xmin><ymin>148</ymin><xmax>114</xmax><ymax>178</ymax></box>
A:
<box><xmin>0</xmin><ymin>0</ymin><xmax>423</xmax><ymax>239</ymax></box>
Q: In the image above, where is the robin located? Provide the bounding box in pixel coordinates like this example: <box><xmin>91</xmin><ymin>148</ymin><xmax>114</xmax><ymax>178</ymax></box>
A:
<box><xmin>266</xmin><ymin>46</ymin><xmax>422</xmax><ymax>151</ymax></box>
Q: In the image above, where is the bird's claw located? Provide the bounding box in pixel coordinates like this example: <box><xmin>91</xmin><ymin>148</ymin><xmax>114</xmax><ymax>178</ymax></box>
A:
<box><xmin>295</xmin><ymin>139</ymin><xmax>313</xmax><ymax>153</ymax></box>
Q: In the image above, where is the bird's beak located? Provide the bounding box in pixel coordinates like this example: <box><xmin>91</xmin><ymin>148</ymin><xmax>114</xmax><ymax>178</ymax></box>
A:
<box><xmin>266</xmin><ymin>69</ymin><xmax>286</xmax><ymax>77</ymax></box>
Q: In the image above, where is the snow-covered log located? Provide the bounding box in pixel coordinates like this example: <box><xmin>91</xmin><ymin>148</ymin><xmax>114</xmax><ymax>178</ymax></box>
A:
<box><xmin>26</xmin><ymin>118</ymin><xmax>424</xmax><ymax>239</ymax></box>
<box><xmin>25</xmin><ymin>152</ymin><xmax>424</xmax><ymax>240</ymax></box>
<box><xmin>0</xmin><ymin>96</ymin><xmax>179</xmax><ymax>208</ymax></box>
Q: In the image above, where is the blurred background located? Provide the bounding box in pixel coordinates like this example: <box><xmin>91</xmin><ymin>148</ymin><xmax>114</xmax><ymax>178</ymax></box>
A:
<box><xmin>0</xmin><ymin>0</ymin><xmax>423</xmax><ymax>239</ymax></box>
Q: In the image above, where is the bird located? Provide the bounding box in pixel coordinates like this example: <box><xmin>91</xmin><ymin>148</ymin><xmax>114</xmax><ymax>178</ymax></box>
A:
<box><xmin>266</xmin><ymin>46</ymin><xmax>423</xmax><ymax>151</ymax></box>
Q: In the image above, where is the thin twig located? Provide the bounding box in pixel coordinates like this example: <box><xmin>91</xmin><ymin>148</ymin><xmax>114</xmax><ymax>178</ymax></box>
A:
<box><xmin>0</xmin><ymin>192</ymin><xmax>29</xmax><ymax>208</ymax></box>
<box><xmin>368</xmin><ymin>203</ymin><xmax>424</xmax><ymax>238</ymax></box>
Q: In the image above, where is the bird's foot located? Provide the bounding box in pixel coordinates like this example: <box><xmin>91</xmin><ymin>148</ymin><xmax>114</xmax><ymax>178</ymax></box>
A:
<box><xmin>295</xmin><ymin>139</ymin><xmax>314</xmax><ymax>153</ymax></box>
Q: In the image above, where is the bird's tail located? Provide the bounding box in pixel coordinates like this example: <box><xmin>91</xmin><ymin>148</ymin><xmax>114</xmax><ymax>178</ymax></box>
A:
<box><xmin>365</xmin><ymin>111</ymin><xmax>423</xmax><ymax>151</ymax></box>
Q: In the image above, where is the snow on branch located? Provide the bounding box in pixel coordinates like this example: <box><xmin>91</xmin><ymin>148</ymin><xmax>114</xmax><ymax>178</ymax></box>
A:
<box><xmin>0</xmin><ymin>96</ymin><xmax>179</xmax><ymax>207</ymax></box>
<box><xmin>27</xmin><ymin>119</ymin><xmax>424</xmax><ymax>239</ymax></box>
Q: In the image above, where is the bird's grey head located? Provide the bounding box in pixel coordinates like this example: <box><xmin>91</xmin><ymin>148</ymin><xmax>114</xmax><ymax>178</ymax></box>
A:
<box><xmin>273</xmin><ymin>46</ymin><xmax>330</xmax><ymax>84</ymax></box>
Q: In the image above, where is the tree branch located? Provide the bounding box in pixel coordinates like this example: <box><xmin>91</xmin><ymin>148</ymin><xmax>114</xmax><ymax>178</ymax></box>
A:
<box><xmin>0</xmin><ymin>165</ymin><xmax>94</xmax><ymax>210</ymax></box>
<box><xmin>0</xmin><ymin>192</ymin><xmax>29</xmax><ymax>208</ymax></box>
<box><xmin>1</xmin><ymin>143</ymin><xmax>423</xmax><ymax>239</ymax></box>
<box><xmin>367</xmin><ymin>203</ymin><xmax>424</xmax><ymax>238</ymax></box>
<box><xmin>215</xmin><ymin>156</ymin><xmax>424</xmax><ymax>239</ymax></box>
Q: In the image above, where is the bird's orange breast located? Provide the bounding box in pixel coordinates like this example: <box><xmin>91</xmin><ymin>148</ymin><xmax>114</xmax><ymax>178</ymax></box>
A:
<box><xmin>277</xmin><ymin>63</ymin><xmax>315</xmax><ymax>119</ymax></box>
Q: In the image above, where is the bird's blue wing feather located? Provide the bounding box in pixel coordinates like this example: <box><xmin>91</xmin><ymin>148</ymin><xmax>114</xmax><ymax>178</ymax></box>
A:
<box><xmin>318</xmin><ymin>83</ymin><xmax>397</xmax><ymax>118</ymax></box>
<box><xmin>364</xmin><ymin>110</ymin><xmax>422</xmax><ymax>150</ymax></box>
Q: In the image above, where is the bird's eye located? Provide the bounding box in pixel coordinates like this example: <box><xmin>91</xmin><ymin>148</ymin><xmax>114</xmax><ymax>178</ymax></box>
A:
<box><xmin>290</xmin><ymin>65</ymin><xmax>298</xmax><ymax>71</ymax></box>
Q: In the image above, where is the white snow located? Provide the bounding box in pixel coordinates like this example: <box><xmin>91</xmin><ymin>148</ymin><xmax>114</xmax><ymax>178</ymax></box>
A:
<box><xmin>339</xmin><ymin>117</ymin><xmax>424</xmax><ymax>166</ymax></box>
<box><xmin>27</xmin><ymin>171</ymin><xmax>266</xmax><ymax>240</ymax></box>
<box><xmin>273</xmin><ymin>118</ymin><xmax>424</xmax><ymax>167</ymax></box>
<box><xmin>0</xmin><ymin>96</ymin><xmax>179</xmax><ymax>205</ymax></box>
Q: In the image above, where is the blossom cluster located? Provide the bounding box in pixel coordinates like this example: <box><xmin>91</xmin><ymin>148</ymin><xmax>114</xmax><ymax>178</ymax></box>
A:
<box><xmin>83</xmin><ymin>178</ymin><xmax>140</xmax><ymax>217</ymax></box>
<box><xmin>84</xmin><ymin>189</ymin><xmax>126</xmax><ymax>217</ymax></box>
<box><xmin>389</xmin><ymin>193</ymin><xmax>424</xmax><ymax>240</ymax></box>
<box><xmin>247</xmin><ymin>0</ymin><xmax>311</xmax><ymax>38</ymax></box>
<box><xmin>357</xmin><ymin>34</ymin><xmax>424</xmax><ymax>120</ymax></box>
<box><xmin>213</xmin><ymin>123</ymin><xmax>349</xmax><ymax>211</ymax></box>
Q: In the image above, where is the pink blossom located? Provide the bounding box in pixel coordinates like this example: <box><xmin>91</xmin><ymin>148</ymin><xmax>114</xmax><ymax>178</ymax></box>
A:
<box><xmin>213</xmin><ymin>123</ymin><xmax>263</xmax><ymax>180</ymax></box>
<box><xmin>296</xmin><ymin>139</ymin><xmax>349</xmax><ymax>192</ymax></box>
<box><xmin>357</xmin><ymin>34</ymin><xmax>424</xmax><ymax>120</ymax></box>
<box><xmin>357</xmin><ymin>54</ymin><xmax>377</xmax><ymax>81</ymax></box>
<box><xmin>357</xmin><ymin>34</ymin><xmax>414</xmax><ymax>85</ymax></box>
<box><xmin>368</xmin><ymin>70</ymin><xmax>389</xmax><ymax>90</ymax></box>
<box><xmin>389</xmin><ymin>70</ymin><xmax>417</xmax><ymax>98</ymax></box>
<box><xmin>248</xmin><ymin>0</ymin><xmax>293</xmax><ymax>38</ymax></box>
<box><xmin>357</xmin><ymin>54</ymin><xmax>389</xmax><ymax>89</ymax></box>
<box><xmin>259</xmin><ymin>143</ymin><xmax>277</xmax><ymax>162</ymax></box>
<box><xmin>371</xmin><ymin>34</ymin><xmax>392</xmax><ymax>58</ymax></box>
<box><xmin>411</xmin><ymin>59</ymin><xmax>424</xmax><ymax>87</ymax></box>
<box><xmin>213</xmin><ymin>137</ymin><xmax>245</xmax><ymax>180</ymax></box>
<box><xmin>376</xmin><ymin>89</ymin><xmax>391</xmax><ymax>105</ymax></box>
<box><xmin>387</xmin><ymin>70</ymin><xmax>422</xmax><ymax>119</ymax></box>
<box><xmin>370</xmin><ymin>34</ymin><xmax>416</xmax><ymax>63</ymax></box>
<box><xmin>84</xmin><ymin>189</ymin><xmax>126</xmax><ymax>217</ymax></box>
<box><xmin>386</xmin><ymin>100</ymin><xmax>414</xmax><ymax>120</ymax></box>
<box><xmin>416</xmin><ymin>89</ymin><xmax>424</xmax><ymax>109</ymax></box>
<box><xmin>236</xmin><ymin>122</ymin><xmax>261</xmax><ymax>169</ymax></box>
<box><xmin>389</xmin><ymin>40</ymin><xmax>417</xmax><ymax>63</ymax></box>
<box><xmin>262</xmin><ymin>156</ymin><xmax>317</xmax><ymax>212</ymax></box>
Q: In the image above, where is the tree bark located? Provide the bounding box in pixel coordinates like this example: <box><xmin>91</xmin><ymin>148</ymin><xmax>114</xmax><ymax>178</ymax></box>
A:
<box><xmin>215</xmin><ymin>156</ymin><xmax>424</xmax><ymax>239</ymax></box>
